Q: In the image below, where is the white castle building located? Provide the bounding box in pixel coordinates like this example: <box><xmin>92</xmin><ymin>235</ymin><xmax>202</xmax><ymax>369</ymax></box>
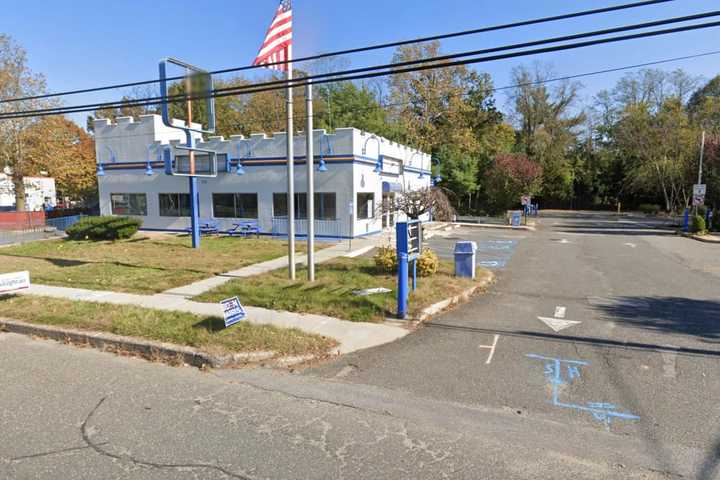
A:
<box><xmin>94</xmin><ymin>114</ymin><xmax>432</xmax><ymax>239</ymax></box>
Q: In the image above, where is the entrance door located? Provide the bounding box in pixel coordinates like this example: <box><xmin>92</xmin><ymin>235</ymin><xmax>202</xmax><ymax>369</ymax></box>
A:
<box><xmin>382</xmin><ymin>193</ymin><xmax>395</xmax><ymax>229</ymax></box>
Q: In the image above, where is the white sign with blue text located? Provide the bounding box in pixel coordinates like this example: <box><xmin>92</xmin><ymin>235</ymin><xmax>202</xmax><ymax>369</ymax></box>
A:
<box><xmin>221</xmin><ymin>297</ymin><xmax>247</xmax><ymax>328</ymax></box>
<box><xmin>0</xmin><ymin>271</ymin><xmax>30</xmax><ymax>294</ymax></box>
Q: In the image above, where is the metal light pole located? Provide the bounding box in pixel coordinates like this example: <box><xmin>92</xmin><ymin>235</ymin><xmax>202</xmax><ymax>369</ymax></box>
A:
<box><xmin>306</xmin><ymin>81</ymin><xmax>315</xmax><ymax>282</ymax></box>
<box><xmin>286</xmin><ymin>47</ymin><xmax>296</xmax><ymax>280</ymax></box>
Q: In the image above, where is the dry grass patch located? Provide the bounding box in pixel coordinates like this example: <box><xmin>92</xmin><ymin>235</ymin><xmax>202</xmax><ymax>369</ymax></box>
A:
<box><xmin>0</xmin><ymin>234</ymin><xmax>314</xmax><ymax>294</ymax></box>
<box><xmin>0</xmin><ymin>295</ymin><xmax>336</xmax><ymax>356</ymax></box>
<box><xmin>196</xmin><ymin>256</ymin><xmax>488</xmax><ymax>323</ymax></box>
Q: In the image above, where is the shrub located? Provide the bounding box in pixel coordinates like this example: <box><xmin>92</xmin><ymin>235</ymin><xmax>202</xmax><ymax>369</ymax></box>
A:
<box><xmin>373</xmin><ymin>246</ymin><xmax>398</xmax><ymax>273</ymax></box>
<box><xmin>416</xmin><ymin>248</ymin><xmax>439</xmax><ymax>277</ymax></box>
<box><xmin>638</xmin><ymin>203</ymin><xmax>661</xmax><ymax>215</ymax></box>
<box><xmin>66</xmin><ymin>216</ymin><xmax>141</xmax><ymax>241</ymax></box>
<box><xmin>691</xmin><ymin>214</ymin><xmax>706</xmax><ymax>234</ymax></box>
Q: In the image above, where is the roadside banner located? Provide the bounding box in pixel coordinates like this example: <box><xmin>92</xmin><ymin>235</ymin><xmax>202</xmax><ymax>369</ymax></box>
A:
<box><xmin>221</xmin><ymin>297</ymin><xmax>247</xmax><ymax>328</ymax></box>
<box><xmin>0</xmin><ymin>271</ymin><xmax>30</xmax><ymax>294</ymax></box>
<box><xmin>693</xmin><ymin>184</ymin><xmax>707</xmax><ymax>206</ymax></box>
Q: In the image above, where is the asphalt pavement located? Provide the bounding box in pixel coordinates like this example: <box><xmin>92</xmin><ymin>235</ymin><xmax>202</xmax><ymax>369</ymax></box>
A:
<box><xmin>307</xmin><ymin>212</ymin><xmax>720</xmax><ymax>479</ymax></box>
<box><xmin>1</xmin><ymin>211</ymin><xmax>719</xmax><ymax>479</ymax></box>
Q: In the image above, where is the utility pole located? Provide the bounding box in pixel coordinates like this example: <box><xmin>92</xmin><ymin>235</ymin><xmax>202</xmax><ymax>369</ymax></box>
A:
<box><xmin>698</xmin><ymin>130</ymin><xmax>706</xmax><ymax>185</ymax></box>
<box><xmin>306</xmin><ymin>81</ymin><xmax>315</xmax><ymax>282</ymax></box>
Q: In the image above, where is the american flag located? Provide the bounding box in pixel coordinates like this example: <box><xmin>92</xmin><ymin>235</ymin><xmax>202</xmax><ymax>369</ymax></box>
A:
<box><xmin>254</xmin><ymin>0</ymin><xmax>293</xmax><ymax>72</ymax></box>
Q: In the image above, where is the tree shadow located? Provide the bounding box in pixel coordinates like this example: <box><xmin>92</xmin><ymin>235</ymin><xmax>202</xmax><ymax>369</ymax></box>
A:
<box><xmin>591</xmin><ymin>296</ymin><xmax>720</xmax><ymax>341</ymax></box>
<box><xmin>558</xmin><ymin>228</ymin><xmax>676</xmax><ymax>236</ymax></box>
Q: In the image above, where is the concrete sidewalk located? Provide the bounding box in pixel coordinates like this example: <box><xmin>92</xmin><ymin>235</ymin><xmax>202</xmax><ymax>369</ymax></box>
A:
<box><xmin>19</xmin><ymin>284</ymin><xmax>409</xmax><ymax>355</ymax></box>
<box><xmin>163</xmin><ymin>236</ymin><xmax>383</xmax><ymax>298</ymax></box>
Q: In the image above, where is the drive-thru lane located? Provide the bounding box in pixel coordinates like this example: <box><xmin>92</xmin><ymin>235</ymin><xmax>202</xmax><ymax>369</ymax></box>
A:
<box><xmin>307</xmin><ymin>212</ymin><xmax>720</xmax><ymax>479</ymax></box>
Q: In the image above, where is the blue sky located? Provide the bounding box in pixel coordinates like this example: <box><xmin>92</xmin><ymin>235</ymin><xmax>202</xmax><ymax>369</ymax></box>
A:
<box><xmin>2</xmin><ymin>0</ymin><xmax>719</xmax><ymax>127</ymax></box>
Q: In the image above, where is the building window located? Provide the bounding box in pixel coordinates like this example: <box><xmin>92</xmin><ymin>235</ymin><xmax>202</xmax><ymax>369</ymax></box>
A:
<box><xmin>273</xmin><ymin>193</ymin><xmax>308</xmax><ymax>219</ymax></box>
<box><xmin>110</xmin><ymin>193</ymin><xmax>147</xmax><ymax>216</ymax></box>
<box><xmin>159</xmin><ymin>193</ymin><xmax>191</xmax><ymax>217</ymax></box>
<box><xmin>213</xmin><ymin>193</ymin><xmax>258</xmax><ymax>218</ymax></box>
<box><xmin>357</xmin><ymin>192</ymin><xmax>374</xmax><ymax>220</ymax></box>
<box><xmin>315</xmin><ymin>193</ymin><xmax>336</xmax><ymax>220</ymax></box>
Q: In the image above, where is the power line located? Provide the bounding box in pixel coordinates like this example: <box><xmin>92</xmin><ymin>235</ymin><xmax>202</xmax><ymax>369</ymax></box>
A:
<box><xmin>33</xmin><ymin>48</ymin><xmax>720</xmax><ymax>145</ymax></box>
<box><xmin>3</xmin><ymin>10</ymin><xmax>718</xmax><ymax>120</ymax></box>
<box><xmin>0</xmin><ymin>0</ymin><xmax>675</xmax><ymax>106</ymax></box>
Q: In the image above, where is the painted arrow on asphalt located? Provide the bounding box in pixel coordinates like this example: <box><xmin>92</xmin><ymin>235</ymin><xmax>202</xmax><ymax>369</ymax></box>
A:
<box><xmin>537</xmin><ymin>316</ymin><xmax>582</xmax><ymax>333</ymax></box>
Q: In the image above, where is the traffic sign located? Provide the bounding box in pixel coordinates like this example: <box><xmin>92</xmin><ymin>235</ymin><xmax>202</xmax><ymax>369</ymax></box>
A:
<box><xmin>521</xmin><ymin>195</ymin><xmax>531</xmax><ymax>206</ymax></box>
<box><xmin>221</xmin><ymin>297</ymin><xmax>247</xmax><ymax>328</ymax></box>
<box><xmin>693</xmin><ymin>184</ymin><xmax>707</xmax><ymax>206</ymax></box>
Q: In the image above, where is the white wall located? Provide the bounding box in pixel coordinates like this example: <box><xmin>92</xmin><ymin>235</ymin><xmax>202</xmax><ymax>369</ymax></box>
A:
<box><xmin>96</xmin><ymin>115</ymin><xmax>432</xmax><ymax>238</ymax></box>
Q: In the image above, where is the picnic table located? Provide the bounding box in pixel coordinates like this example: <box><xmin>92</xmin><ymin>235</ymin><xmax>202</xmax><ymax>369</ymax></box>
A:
<box><xmin>227</xmin><ymin>220</ymin><xmax>261</xmax><ymax>238</ymax></box>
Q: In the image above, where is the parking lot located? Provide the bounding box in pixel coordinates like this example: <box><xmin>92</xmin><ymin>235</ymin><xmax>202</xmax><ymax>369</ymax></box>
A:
<box><xmin>426</xmin><ymin>226</ymin><xmax>526</xmax><ymax>271</ymax></box>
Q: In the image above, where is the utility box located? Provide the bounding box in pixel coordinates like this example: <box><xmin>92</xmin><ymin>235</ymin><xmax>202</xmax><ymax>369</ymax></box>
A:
<box><xmin>454</xmin><ymin>241</ymin><xmax>477</xmax><ymax>279</ymax></box>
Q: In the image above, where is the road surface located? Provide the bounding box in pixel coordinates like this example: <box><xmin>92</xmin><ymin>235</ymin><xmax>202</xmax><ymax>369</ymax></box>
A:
<box><xmin>2</xmin><ymin>211</ymin><xmax>718</xmax><ymax>479</ymax></box>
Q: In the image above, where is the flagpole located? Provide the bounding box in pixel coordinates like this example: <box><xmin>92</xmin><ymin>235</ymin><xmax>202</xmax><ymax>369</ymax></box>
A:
<box><xmin>286</xmin><ymin>45</ymin><xmax>296</xmax><ymax>280</ymax></box>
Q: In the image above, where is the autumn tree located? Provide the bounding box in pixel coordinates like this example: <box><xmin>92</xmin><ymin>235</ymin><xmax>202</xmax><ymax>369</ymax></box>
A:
<box><xmin>0</xmin><ymin>34</ymin><xmax>56</xmax><ymax>211</ymax></box>
<box><xmin>25</xmin><ymin>117</ymin><xmax>97</xmax><ymax>203</ymax></box>
<box><xmin>484</xmin><ymin>153</ymin><xmax>542</xmax><ymax>214</ymax></box>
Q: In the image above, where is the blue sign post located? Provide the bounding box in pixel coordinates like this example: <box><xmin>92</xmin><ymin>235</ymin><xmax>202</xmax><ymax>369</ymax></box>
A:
<box><xmin>396</xmin><ymin>220</ymin><xmax>423</xmax><ymax>319</ymax></box>
<box><xmin>159</xmin><ymin>58</ymin><xmax>217</xmax><ymax>249</ymax></box>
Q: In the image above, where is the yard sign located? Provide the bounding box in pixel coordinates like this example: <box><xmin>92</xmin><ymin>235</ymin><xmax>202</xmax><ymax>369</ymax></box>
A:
<box><xmin>0</xmin><ymin>271</ymin><xmax>30</xmax><ymax>294</ymax></box>
<box><xmin>221</xmin><ymin>297</ymin><xmax>247</xmax><ymax>328</ymax></box>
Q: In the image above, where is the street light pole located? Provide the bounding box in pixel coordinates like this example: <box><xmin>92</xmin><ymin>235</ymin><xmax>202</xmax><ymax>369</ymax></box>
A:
<box><xmin>306</xmin><ymin>81</ymin><xmax>315</xmax><ymax>282</ymax></box>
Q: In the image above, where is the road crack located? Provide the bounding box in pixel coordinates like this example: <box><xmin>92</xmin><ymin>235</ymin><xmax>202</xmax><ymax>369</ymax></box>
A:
<box><xmin>81</xmin><ymin>397</ymin><xmax>254</xmax><ymax>480</ymax></box>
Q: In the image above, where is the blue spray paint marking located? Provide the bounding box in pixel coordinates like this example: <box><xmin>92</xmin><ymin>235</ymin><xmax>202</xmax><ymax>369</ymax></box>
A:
<box><xmin>526</xmin><ymin>354</ymin><xmax>640</xmax><ymax>427</ymax></box>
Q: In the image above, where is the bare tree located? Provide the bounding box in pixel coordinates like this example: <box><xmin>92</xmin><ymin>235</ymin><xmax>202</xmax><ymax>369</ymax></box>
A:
<box><xmin>381</xmin><ymin>187</ymin><xmax>456</xmax><ymax>221</ymax></box>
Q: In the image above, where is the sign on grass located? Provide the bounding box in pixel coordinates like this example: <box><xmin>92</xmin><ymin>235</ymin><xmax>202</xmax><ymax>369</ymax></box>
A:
<box><xmin>221</xmin><ymin>296</ymin><xmax>247</xmax><ymax>328</ymax></box>
<box><xmin>0</xmin><ymin>271</ymin><xmax>30</xmax><ymax>294</ymax></box>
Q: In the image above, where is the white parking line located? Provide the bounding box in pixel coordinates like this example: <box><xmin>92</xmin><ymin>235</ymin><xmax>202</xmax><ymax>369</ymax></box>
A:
<box><xmin>479</xmin><ymin>334</ymin><xmax>500</xmax><ymax>364</ymax></box>
<box><xmin>661</xmin><ymin>346</ymin><xmax>678</xmax><ymax>379</ymax></box>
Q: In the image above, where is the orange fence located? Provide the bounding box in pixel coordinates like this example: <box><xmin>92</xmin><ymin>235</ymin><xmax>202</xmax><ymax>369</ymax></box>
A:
<box><xmin>0</xmin><ymin>211</ymin><xmax>46</xmax><ymax>231</ymax></box>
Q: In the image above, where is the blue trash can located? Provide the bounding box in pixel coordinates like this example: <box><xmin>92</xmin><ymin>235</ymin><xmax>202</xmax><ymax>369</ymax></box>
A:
<box><xmin>511</xmin><ymin>211</ymin><xmax>522</xmax><ymax>227</ymax></box>
<box><xmin>454</xmin><ymin>241</ymin><xmax>477</xmax><ymax>279</ymax></box>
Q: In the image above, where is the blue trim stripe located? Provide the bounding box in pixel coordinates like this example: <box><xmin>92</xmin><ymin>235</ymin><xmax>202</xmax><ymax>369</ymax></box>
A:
<box><xmin>99</xmin><ymin>155</ymin><xmax>431</xmax><ymax>174</ymax></box>
<box><xmin>139</xmin><ymin>226</ymin><xmax>383</xmax><ymax>240</ymax></box>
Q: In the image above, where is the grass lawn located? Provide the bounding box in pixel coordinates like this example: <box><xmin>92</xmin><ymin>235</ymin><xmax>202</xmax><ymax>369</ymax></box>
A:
<box><xmin>0</xmin><ymin>234</ymin><xmax>314</xmax><ymax>294</ymax></box>
<box><xmin>195</xmin><ymin>256</ymin><xmax>489</xmax><ymax>323</ymax></box>
<box><xmin>0</xmin><ymin>295</ymin><xmax>336</xmax><ymax>357</ymax></box>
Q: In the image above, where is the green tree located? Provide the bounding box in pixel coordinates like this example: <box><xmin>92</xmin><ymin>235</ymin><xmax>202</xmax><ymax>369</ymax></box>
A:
<box><xmin>508</xmin><ymin>63</ymin><xmax>585</xmax><ymax>204</ymax></box>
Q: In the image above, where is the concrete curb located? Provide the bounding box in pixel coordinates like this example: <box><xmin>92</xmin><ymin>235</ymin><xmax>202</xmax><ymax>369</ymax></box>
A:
<box><xmin>680</xmin><ymin>232</ymin><xmax>720</xmax><ymax>244</ymax></box>
<box><xmin>0</xmin><ymin>318</ymin><xmax>283</xmax><ymax>369</ymax></box>
<box><xmin>452</xmin><ymin>222</ymin><xmax>536</xmax><ymax>232</ymax></box>
<box><xmin>410</xmin><ymin>270</ymin><xmax>496</xmax><ymax>323</ymax></box>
